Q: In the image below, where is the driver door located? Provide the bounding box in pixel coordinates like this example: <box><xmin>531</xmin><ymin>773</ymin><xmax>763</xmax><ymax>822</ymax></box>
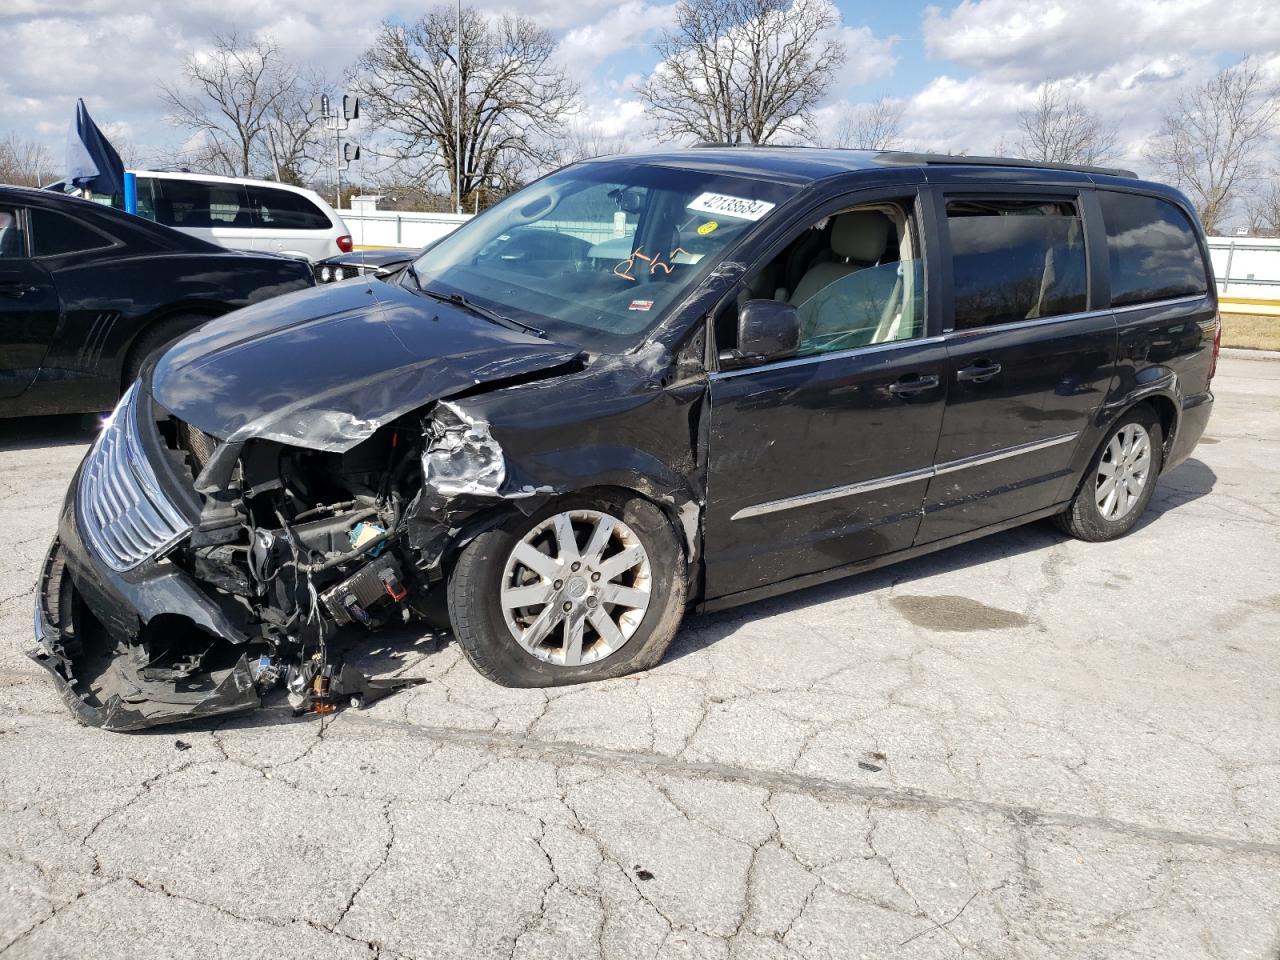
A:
<box><xmin>703</xmin><ymin>190</ymin><xmax>948</xmax><ymax>601</ymax></box>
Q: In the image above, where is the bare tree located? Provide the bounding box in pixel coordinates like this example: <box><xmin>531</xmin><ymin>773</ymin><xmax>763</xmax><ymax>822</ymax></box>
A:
<box><xmin>1015</xmin><ymin>82</ymin><xmax>1118</xmax><ymax>166</ymax></box>
<box><xmin>1245</xmin><ymin>176</ymin><xmax>1280</xmax><ymax>237</ymax></box>
<box><xmin>162</xmin><ymin>32</ymin><xmax>325</xmax><ymax>179</ymax></box>
<box><xmin>350</xmin><ymin>7</ymin><xmax>578</xmax><ymax>209</ymax></box>
<box><xmin>827</xmin><ymin>97</ymin><xmax>904</xmax><ymax>150</ymax></box>
<box><xmin>1146</xmin><ymin>57</ymin><xmax>1280</xmax><ymax>234</ymax></box>
<box><xmin>0</xmin><ymin>134</ymin><xmax>55</xmax><ymax>186</ymax></box>
<box><xmin>549</xmin><ymin>121</ymin><xmax>629</xmax><ymax>167</ymax></box>
<box><xmin>637</xmin><ymin>0</ymin><xmax>846</xmax><ymax>145</ymax></box>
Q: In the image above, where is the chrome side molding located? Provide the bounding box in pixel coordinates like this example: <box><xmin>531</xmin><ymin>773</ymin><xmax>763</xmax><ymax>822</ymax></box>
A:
<box><xmin>731</xmin><ymin>431</ymin><xmax>1079</xmax><ymax>520</ymax></box>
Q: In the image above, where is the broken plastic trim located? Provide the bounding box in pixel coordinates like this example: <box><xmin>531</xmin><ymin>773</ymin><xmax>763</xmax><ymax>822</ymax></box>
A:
<box><xmin>422</xmin><ymin>401</ymin><xmax>507</xmax><ymax>497</ymax></box>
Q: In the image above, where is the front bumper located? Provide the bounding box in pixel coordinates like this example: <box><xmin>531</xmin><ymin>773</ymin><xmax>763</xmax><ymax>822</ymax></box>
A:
<box><xmin>28</xmin><ymin>538</ymin><xmax>260</xmax><ymax>731</ymax></box>
<box><xmin>25</xmin><ymin>479</ymin><xmax>260</xmax><ymax>731</ymax></box>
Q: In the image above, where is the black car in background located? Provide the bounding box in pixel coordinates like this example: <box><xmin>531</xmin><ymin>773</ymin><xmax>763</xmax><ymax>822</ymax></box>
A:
<box><xmin>0</xmin><ymin>186</ymin><xmax>314</xmax><ymax>417</ymax></box>
<box><xmin>31</xmin><ymin>148</ymin><xmax>1220</xmax><ymax>730</ymax></box>
<box><xmin>314</xmin><ymin>247</ymin><xmax>414</xmax><ymax>284</ymax></box>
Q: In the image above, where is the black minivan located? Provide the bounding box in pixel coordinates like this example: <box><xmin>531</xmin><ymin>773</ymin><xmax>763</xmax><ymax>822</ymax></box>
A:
<box><xmin>31</xmin><ymin>148</ymin><xmax>1219</xmax><ymax>729</ymax></box>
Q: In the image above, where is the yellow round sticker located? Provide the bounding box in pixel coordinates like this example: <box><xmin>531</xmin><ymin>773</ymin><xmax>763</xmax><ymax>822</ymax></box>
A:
<box><xmin>696</xmin><ymin>220</ymin><xmax>719</xmax><ymax>236</ymax></box>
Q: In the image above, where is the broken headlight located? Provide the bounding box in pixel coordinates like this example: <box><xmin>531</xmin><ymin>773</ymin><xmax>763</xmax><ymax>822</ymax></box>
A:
<box><xmin>422</xmin><ymin>402</ymin><xmax>506</xmax><ymax>497</ymax></box>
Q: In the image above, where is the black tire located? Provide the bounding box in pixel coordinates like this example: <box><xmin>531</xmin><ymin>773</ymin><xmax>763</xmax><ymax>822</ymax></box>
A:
<box><xmin>1054</xmin><ymin>403</ymin><xmax>1164</xmax><ymax>542</ymax></box>
<box><xmin>121</xmin><ymin>314</ymin><xmax>210</xmax><ymax>391</ymax></box>
<box><xmin>447</xmin><ymin>491</ymin><xmax>687</xmax><ymax>687</ymax></box>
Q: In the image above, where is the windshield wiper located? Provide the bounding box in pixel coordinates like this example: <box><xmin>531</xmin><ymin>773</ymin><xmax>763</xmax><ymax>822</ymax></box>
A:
<box><xmin>417</xmin><ymin>286</ymin><xmax>546</xmax><ymax>339</ymax></box>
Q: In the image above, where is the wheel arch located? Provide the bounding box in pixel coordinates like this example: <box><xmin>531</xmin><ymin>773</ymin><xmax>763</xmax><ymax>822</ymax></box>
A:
<box><xmin>119</xmin><ymin>300</ymin><xmax>230</xmax><ymax>391</ymax></box>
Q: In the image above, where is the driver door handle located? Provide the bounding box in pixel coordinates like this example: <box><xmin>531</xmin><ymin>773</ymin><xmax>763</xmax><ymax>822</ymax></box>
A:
<box><xmin>956</xmin><ymin>361</ymin><xmax>1002</xmax><ymax>383</ymax></box>
<box><xmin>0</xmin><ymin>281</ymin><xmax>38</xmax><ymax>299</ymax></box>
<box><xmin>887</xmin><ymin>373</ymin><xmax>940</xmax><ymax>397</ymax></box>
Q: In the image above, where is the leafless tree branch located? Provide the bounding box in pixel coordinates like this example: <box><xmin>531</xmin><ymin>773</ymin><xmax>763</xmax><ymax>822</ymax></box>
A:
<box><xmin>637</xmin><ymin>0</ymin><xmax>846</xmax><ymax>145</ymax></box>
<box><xmin>1014</xmin><ymin>82</ymin><xmax>1119</xmax><ymax>166</ymax></box>
<box><xmin>1145</xmin><ymin>57</ymin><xmax>1280</xmax><ymax>234</ymax></box>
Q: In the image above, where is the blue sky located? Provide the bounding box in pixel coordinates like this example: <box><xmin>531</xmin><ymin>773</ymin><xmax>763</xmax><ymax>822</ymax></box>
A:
<box><xmin>2</xmin><ymin>0</ymin><xmax>1278</xmax><ymax>177</ymax></box>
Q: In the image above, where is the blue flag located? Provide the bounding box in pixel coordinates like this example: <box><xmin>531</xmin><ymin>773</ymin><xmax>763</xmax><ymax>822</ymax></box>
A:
<box><xmin>65</xmin><ymin>98</ymin><xmax>124</xmax><ymax>197</ymax></box>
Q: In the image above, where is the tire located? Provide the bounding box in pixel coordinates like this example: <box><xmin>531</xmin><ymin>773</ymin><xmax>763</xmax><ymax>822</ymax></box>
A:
<box><xmin>121</xmin><ymin>313</ymin><xmax>210</xmax><ymax>391</ymax></box>
<box><xmin>447</xmin><ymin>491</ymin><xmax>687</xmax><ymax>687</ymax></box>
<box><xmin>1055</xmin><ymin>404</ymin><xmax>1164</xmax><ymax>542</ymax></box>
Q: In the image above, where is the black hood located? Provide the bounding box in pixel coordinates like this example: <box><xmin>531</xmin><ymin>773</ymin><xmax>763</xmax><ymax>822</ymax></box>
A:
<box><xmin>150</xmin><ymin>278</ymin><xmax>580</xmax><ymax>452</ymax></box>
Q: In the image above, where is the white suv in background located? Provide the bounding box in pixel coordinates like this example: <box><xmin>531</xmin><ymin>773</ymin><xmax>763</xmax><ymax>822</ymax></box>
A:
<box><xmin>131</xmin><ymin>170</ymin><xmax>351</xmax><ymax>262</ymax></box>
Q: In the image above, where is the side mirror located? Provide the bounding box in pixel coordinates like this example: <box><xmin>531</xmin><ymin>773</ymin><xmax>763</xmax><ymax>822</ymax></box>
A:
<box><xmin>724</xmin><ymin>299</ymin><xmax>800</xmax><ymax>365</ymax></box>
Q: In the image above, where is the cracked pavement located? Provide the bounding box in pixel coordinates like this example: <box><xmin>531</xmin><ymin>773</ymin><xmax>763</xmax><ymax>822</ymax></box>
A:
<box><xmin>2</xmin><ymin>356</ymin><xmax>1278</xmax><ymax>959</ymax></box>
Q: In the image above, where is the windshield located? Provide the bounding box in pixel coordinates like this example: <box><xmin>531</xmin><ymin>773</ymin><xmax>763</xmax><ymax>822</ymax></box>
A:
<box><xmin>408</xmin><ymin>162</ymin><xmax>798</xmax><ymax>352</ymax></box>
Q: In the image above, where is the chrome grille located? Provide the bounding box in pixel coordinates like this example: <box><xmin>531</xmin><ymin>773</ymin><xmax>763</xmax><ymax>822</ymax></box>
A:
<box><xmin>77</xmin><ymin>384</ymin><xmax>193</xmax><ymax>572</ymax></box>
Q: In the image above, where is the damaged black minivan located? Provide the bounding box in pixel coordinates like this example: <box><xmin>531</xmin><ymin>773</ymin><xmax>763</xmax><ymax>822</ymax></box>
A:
<box><xmin>31</xmin><ymin>148</ymin><xmax>1220</xmax><ymax>729</ymax></box>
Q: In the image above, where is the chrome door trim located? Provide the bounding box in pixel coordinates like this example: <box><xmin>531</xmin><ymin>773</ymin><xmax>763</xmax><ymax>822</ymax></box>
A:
<box><xmin>731</xmin><ymin>431</ymin><xmax>1079</xmax><ymax>520</ymax></box>
<box><xmin>730</xmin><ymin>466</ymin><xmax>935</xmax><ymax>521</ymax></box>
<box><xmin>931</xmin><ymin>431</ymin><xmax>1079</xmax><ymax>476</ymax></box>
<box><xmin>1110</xmin><ymin>293</ymin><xmax>1208</xmax><ymax>315</ymax></box>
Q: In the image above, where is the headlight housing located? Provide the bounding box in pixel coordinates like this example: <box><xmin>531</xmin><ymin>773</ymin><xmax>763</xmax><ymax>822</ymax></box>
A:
<box><xmin>421</xmin><ymin>402</ymin><xmax>506</xmax><ymax>496</ymax></box>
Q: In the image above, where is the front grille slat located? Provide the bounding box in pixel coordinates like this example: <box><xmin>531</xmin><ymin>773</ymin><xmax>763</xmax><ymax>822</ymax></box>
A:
<box><xmin>77</xmin><ymin>385</ymin><xmax>194</xmax><ymax>572</ymax></box>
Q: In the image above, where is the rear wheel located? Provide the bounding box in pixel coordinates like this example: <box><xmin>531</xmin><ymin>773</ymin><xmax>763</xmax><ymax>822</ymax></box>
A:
<box><xmin>1055</xmin><ymin>404</ymin><xmax>1163</xmax><ymax>541</ymax></box>
<box><xmin>122</xmin><ymin>313</ymin><xmax>210</xmax><ymax>391</ymax></box>
<box><xmin>447</xmin><ymin>492</ymin><xmax>686</xmax><ymax>687</ymax></box>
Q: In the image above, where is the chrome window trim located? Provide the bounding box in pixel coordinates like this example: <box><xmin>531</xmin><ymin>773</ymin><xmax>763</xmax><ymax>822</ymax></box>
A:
<box><xmin>1111</xmin><ymin>293</ymin><xmax>1208</xmax><ymax>314</ymax></box>
<box><xmin>710</xmin><ymin>336</ymin><xmax>945</xmax><ymax>382</ymax></box>
<box><xmin>730</xmin><ymin>431</ymin><xmax>1079</xmax><ymax>521</ymax></box>
<box><xmin>944</xmin><ymin>308</ymin><xmax>1108</xmax><ymax>337</ymax></box>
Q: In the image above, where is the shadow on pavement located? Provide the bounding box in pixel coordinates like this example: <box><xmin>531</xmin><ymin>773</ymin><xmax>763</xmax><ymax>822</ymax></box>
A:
<box><xmin>668</xmin><ymin>457</ymin><xmax>1217</xmax><ymax>663</ymax></box>
<box><xmin>0</xmin><ymin>414</ymin><xmax>99</xmax><ymax>453</ymax></box>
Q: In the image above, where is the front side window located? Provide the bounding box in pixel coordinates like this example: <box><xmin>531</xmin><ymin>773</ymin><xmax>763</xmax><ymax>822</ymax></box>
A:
<box><xmin>245</xmin><ymin>186</ymin><xmax>331</xmax><ymax>230</ymax></box>
<box><xmin>0</xmin><ymin>206</ymin><xmax>26</xmax><ymax>258</ymax></box>
<box><xmin>29</xmin><ymin>208</ymin><xmax>113</xmax><ymax>257</ymax></box>
<box><xmin>1099</xmin><ymin>192</ymin><xmax>1208</xmax><ymax>307</ymax></box>
<box><xmin>151</xmin><ymin>179</ymin><xmax>249</xmax><ymax>229</ymax></box>
<box><xmin>947</xmin><ymin>197</ymin><xmax>1087</xmax><ymax>330</ymax></box>
<box><xmin>719</xmin><ymin>200</ymin><xmax>925</xmax><ymax>358</ymax></box>
<box><xmin>409</xmin><ymin>162</ymin><xmax>798</xmax><ymax>353</ymax></box>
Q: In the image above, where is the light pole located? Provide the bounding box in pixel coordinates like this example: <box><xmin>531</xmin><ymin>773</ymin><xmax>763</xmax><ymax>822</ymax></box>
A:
<box><xmin>317</xmin><ymin>93</ymin><xmax>360</xmax><ymax>208</ymax></box>
<box><xmin>455</xmin><ymin>0</ymin><xmax>463</xmax><ymax>215</ymax></box>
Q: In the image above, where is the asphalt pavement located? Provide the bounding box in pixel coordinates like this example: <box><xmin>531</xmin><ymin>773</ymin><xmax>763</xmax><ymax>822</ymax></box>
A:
<box><xmin>1</xmin><ymin>356</ymin><xmax>1277</xmax><ymax>959</ymax></box>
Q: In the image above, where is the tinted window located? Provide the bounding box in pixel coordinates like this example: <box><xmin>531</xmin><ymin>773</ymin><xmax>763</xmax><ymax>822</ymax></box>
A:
<box><xmin>1100</xmin><ymin>192</ymin><xmax>1208</xmax><ymax>306</ymax></box>
<box><xmin>947</xmin><ymin>198</ymin><xmax>1087</xmax><ymax>330</ymax></box>
<box><xmin>0</xmin><ymin>206</ymin><xmax>26</xmax><ymax>258</ymax></box>
<box><xmin>152</xmin><ymin>179</ymin><xmax>249</xmax><ymax>229</ymax></box>
<box><xmin>30</xmin><ymin>208</ymin><xmax>113</xmax><ymax>257</ymax></box>
<box><xmin>245</xmin><ymin>185</ymin><xmax>331</xmax><ymax>230</ymax></box>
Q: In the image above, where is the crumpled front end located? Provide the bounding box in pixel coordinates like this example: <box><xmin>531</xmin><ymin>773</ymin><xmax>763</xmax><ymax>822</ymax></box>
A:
<box><xmin>27</xmin><ymin>382</ymin><xmax>458</xmax><ymax>732</ymax></box>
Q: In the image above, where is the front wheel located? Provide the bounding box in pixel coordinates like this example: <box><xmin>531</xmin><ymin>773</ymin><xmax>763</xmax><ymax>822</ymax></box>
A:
<box><xmin>1055</xmin><ymin>404</ymin><xmax>1164</xmax><ymax>542</ymax></box>
<box><xmin>447</xmin><ymin>492</ymin><xmax>687</xmax><ymax>687</ymax></box>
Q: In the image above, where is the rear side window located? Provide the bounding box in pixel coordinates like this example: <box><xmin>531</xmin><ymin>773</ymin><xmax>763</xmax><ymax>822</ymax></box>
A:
<box><xmin>245</xmin><ymin>185</ymin><xmax>331</xmax><ymax>230</ymax></box>
<box><xmin>1099</xmin><ymin>192</ymin><xmax>1208</xmax><ymax>307</ymax></box>
<box><xmin>29</xmin><ymin>208</ymin><xmax>114</xmax><ymax>257</ymax></box>
<box><xmin>151</xmin><ymin>179</ymin><xmax>250</xmax><ymax>229</ymax></box>
<box><xmin>0</xmin><ymin>206</ymin><xmax>27</xmax><ymax>258</ymax></box>
<box><xmin>946</xmin><ymin>198</ymin><xmax>1087</xmax><ymax>330</ymax></box>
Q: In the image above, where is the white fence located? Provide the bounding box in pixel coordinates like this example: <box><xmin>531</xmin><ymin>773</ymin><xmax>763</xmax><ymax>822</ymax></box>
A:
<box><xmin>339</xmin><ymin>209</ymin><xmax>471</xmax><ymax>250</ymax></box>
<box><xmin>340</xmin><ymin>209</ymin><xmax>1280</xmax><ymax>304</ymax></box>
<box><xmin>1206</xmin><ymin>236</ymin><xmax>1280</xmax><ymax>300</ymax></box>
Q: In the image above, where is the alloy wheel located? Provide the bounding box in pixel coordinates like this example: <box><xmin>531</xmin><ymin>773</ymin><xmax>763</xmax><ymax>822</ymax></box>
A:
<box><xmin>1095</xmin><ymin>423</ymin><xmax>1153</xmax><ymax>521</ymax></box>
<box><xmin>499</xmin><ymin>509</ymin><xmax>652</xmax><ymax>667</ymax></box>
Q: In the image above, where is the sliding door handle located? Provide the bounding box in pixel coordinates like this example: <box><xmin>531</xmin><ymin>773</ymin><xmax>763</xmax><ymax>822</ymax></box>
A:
<box><xmin>888</xmin><ymin>373</ymin><xmax>941</xmax><ymax>397</ymax></box>
<box><xmin>956</xmin><ymin>362</ymin><xmax>1002</xmax><ymax>383</ymax></box>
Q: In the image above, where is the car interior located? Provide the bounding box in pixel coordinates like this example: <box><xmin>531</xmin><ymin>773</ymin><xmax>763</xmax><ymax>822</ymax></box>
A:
<box><xmin>721</xmin><ymin>201</ymin><xmax>923</xmax><ymax>355</ymax></box>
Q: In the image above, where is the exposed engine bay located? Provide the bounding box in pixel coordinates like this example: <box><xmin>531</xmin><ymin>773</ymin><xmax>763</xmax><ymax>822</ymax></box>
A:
<box><xmin>30</xmin><ymin>392</ymin><xmax>531</xmax><ymax>730</ymax></box>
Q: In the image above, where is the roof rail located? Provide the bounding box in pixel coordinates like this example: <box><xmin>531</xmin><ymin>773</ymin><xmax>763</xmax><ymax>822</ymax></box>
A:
<box><xmin>875</xmin><ymin>151</ymin><xmax>1137</xmax><ymax>179</ymax></box>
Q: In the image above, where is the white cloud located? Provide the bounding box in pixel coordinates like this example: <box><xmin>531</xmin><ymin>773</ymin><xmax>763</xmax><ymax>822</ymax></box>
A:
<box><xmin>923</xmin><ymin>0</ymin><xmax>1280</xmax><ymax>81</ymax></box>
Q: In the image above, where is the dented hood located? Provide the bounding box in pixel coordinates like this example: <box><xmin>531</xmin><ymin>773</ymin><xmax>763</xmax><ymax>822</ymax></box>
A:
<box><xmin>149</xmin><ymin>279</ymin><xmax>580</xmax><ymax>452</ymax></box>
